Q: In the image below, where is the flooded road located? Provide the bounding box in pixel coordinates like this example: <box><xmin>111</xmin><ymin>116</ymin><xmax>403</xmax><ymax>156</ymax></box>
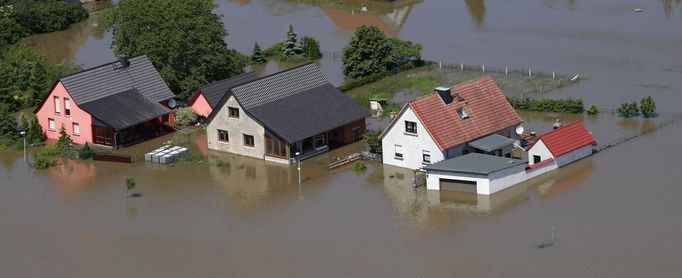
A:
<box><xmin>3</xmin><ymin>0</ymin><xmax>682</xmax><ymax>276</ymax></box>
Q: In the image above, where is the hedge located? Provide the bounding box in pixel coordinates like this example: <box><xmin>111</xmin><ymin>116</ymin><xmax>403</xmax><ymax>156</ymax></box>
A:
<box><xmin>507</xmin><ymin>97</ymin><xmax>584</xmax><ymax>113</ymax></box>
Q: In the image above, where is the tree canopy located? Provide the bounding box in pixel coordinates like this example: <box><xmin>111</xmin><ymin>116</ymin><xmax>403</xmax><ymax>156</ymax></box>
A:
<box><xmin>0</xmin><ymin>0</ymin><xmax>87</xmax><ymax>45</ymax></box>
<box><xmin>342</xmin><ymin>25</ymin><xmax>423</xmax><ymax>79</ymax></box>
<box><xmin>106</xmin><ymin>0</ymin><xmax>246</xmax><ymax>100</ymax></box>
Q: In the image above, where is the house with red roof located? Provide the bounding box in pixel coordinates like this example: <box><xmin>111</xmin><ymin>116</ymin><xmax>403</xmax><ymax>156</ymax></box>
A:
<box><xmin>380</xmin><ymin>76</ymin><xmax>523</xmax><ymax>170</ymax></box>
<box><xmin>527</xmin><ymin>121</ymin><xmax>595</xmax><ymax>168</ymax></box>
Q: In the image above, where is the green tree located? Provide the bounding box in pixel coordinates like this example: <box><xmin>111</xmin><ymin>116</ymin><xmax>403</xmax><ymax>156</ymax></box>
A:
<box><xmin>174</xmin><ymin>107</ymin><xmax>198</xmax><ymax>126</ymax></box>
<box><xmin>640</xmin><ymin>96</ymin><xmax>656</xmax><ymax>118</ymax></box>
<box><xmin>54</xmin><ymin>124</ymin><xmax>70</xmax><ymax>152</ymax></box>
<box><xmin>106</xmin><ymin>0</ymin><xmax>246</xmax><ymax>100</ymax></box>
<box><xmin>0</xmin><ymin>0</ymin><xmax>87</xmax><ymax>45</ymax></box>
<box><xmin>282</xmin><ymin>25</ymin><xmax>302</xmax><ymax>57</ymax></box>
<box><xmin>78</xmin><ymin>142</ymin><xmax>94</xmax><ymax>160</ymax></box>
<box><xmin>587</xmin><ymin>105</ymin><xmax>599</xmax><ymax>115</ymax></box>
<box><xmin>251</xmin><ymin>42</ymin><xmax>267</xmax><ymax>64</ymax></box>
<box><xmin>342</xmin><ymin>25</ymin><xmax>392</xmax><ymax>79</ymax></box>
<box><xmin>126</xmin><ymin>178</ymin><xmax>136</xmax><ymax>198</ymax></box>
<box><xmin>0</xmin><ymin>105</ymin><xmax>18</xmax><ymax>142</ymax></box>
<box><xmin>26</xmin><ymin>116</ymin><xmax>46</xmax><ymax>145</ymax></box>
<box><xmin>363</xmin><ymin>129</ymin><xmax>382</xmax><ymax>155</ymax></box>
<box><xmin>617</xmin><ymin>101</ymin><xmax>639</xmax><ymax>118</ymax></box>
<box><xmin>300</xmin><ymin>36</ymin><xmax>321</xmax><ymax>60</ymax></box>
<box><xmin>386</xmin><ymin>37</ymin><xmax>423</xmax><ymax>72</ymax></box>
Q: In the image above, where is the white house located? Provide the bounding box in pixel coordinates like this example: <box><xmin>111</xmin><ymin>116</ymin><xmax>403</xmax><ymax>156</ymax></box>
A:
<box><xmin>423</xmin><ymin>121</ymin><xmax>596</xmax><ymax>195</ymax></box>
<box><xmin>527</xmin><ymin>121</ymin><xmax>595</xmax><ymax>167</ymax></box>
<box><xmin>380</xmin><ymin>76</ymin><xmax>523</xmax><ymax>170</ymax></box>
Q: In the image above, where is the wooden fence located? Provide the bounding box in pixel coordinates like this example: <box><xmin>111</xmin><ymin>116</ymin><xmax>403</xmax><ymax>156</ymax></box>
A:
<box><xmin>93</xmin><ymin>153</ymin><xmax>133</xmax><ymax>163</ymax></box>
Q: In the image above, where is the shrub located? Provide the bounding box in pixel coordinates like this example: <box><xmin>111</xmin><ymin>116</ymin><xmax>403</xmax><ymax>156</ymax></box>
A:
<box><xmin>300</xmin><ymin>36</ymin><xmax>321</xmax><ymax>59</ymax></box>
<box><xmin>174</xmin><ymin>107</ymin><xmax>198</xmax><ymax>126</ymax></box>
<box><xmin>26</xmin><ymin>116</ymin><xmax>46</xmax><ymax>146</ymax></box>
<box><xmin>339</xmin><ymin>71</ymin><xmax>392</xmax><ymax>92</ymax></box>
<box><xmin>33</xmin><ymin>145</ymin><xmax>60</xmax><ymax>169</ymax></box>
<box><xmin>587</xmin><ymin>105</ymin><xmax>599</xmax><ymax>115</ymax></box>
<box><xmin>640</xmin><ymin>96</ymin><xmax>656</xmax><ymax>118</ymax></box>
<box><xmin>617</xmin><ymin>102</ymin><xmax>639</xmax><ymax>118</ymax></box>
<box><xmin>363</xmin><ymin>130</ymin><xmax>382</xmax><ymax>155</ymax></box>
<box><xmin>251</xmin><ymin>42</ymin><xmax>267</xmax><ymax>64</ymax></box>
<box><xmin>353</xmin><ymin>161</ymin><xmax>367</xmax><ymax>172</ymax></box>
<box><xmin>507</xmin><ymin>97</ymin><xmax>584</xmax><ymax>113</ymax></box>
<box><xmin>54</xmin><ymin>125</ymin><xmax>71</xmax><ymax>153</ymax></box>
<box><xmin>78</xmin><ymin>142</ymin><xmax>94</xmax><ymax>160</ymax></box>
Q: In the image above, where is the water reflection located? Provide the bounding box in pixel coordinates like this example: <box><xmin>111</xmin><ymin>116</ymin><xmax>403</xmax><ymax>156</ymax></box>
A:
<box><xmin>464</xmin><ymin>0</ymin><xmax>485</xmax><ymax>28</ymax></box>
<box><xmin>663</xmin><ymin>0</ymin><xmax>682</xmax><ymax>17</ymax></box>
<box><xmin>45</xmin><ymin>159</ymin><xmax>97</xmax><ymax>198</ymax></box>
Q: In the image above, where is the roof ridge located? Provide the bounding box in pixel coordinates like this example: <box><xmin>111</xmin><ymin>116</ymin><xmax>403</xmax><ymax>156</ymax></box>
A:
<box><xmin>235</xmin><ymin>62</ymin><xmax>317</xmax><ymax>89</ymax></box>
<box><xmin>58</xmin><ymin>54</ymin><xmax>149</xmax><ymax>80</ymax></box>
<box><xmin>200</xmin><ymin>71</ymin><xmax>258</xmax><ymax>90</ymax></box>
<box><xmin>538</xmin><ymin>121</ymin><xmax>584</xmax><ymax>138</ymax></box>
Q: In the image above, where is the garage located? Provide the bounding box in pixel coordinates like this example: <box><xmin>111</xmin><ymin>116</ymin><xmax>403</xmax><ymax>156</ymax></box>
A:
<box><xmin>439</xmin><ymin>179</ymin><xmax>477</xmax><ymax>193</ymax></box>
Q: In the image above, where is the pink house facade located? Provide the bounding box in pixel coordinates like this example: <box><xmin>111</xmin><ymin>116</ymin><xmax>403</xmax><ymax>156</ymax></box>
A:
<box><xmin>34</xmin><ymin>55</ymin><xmax>176</xmax><ymax>148</ymax></box>
<box><xmin>188</xmin><ymin>71</ymin><xmax>259</xmax><ymax>118</ymax></box>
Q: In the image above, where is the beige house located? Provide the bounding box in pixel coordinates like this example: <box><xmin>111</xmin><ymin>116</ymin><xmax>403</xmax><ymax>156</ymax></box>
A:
<box><xmin>205</xmin><ymin>63</ymin><xmax>369</xmax><ymax>164</ymax></box>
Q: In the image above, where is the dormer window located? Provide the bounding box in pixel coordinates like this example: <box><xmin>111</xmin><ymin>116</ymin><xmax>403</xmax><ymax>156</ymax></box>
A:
<box><xmin>457</xmin><ymin>108</ymin><xmax>469</xmax><ymax>119</ymax></box>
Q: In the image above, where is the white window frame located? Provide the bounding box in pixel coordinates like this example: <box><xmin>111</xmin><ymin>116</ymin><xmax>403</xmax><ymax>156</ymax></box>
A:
<box><xmin>48</xmin><ymin>118</ymin><xmax>56</xmax><ymax>131</ymax></box>
<box><xmin>64</xmin><ymin>98</ymin><xmax>71</xmax><ymax>116</ymax></box>
<box><xmin>72</xmin><ymin>122</ymin><xmax>80</xmax><ymax>135</ymax></box>
<box><xmin>422</xmin><ymin>150</ymin><xmax>431</xmax><ymax>164</ymax></box>
<box><xmin>394</xmin><ymin>145</ymin><xmax>404</xmax><ymax>160</ymax></box>
<box><xmin>54</xmin><ymin>96</ymin><xmax>61</xmax><ymax>114</ymax></box>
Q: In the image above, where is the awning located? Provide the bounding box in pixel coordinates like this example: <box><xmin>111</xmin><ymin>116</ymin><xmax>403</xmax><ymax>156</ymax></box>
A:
<box><xmin>468</xmin><ymin>134</ymin><xmax>516</xmax><ymax>152</ymax></box>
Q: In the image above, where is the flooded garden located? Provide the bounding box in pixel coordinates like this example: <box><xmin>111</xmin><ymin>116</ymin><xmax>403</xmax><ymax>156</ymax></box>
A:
<box><xmin>2</xmin><ymin>0</ymin><xmax>682</xmax><ymax>276</ymax></box>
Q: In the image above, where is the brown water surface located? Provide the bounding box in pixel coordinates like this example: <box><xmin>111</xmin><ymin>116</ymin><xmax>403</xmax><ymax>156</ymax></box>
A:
<box><xmin>5</xmin><ymin>0</ymin><xmax>682</xmax><ymax>276</ymax></box>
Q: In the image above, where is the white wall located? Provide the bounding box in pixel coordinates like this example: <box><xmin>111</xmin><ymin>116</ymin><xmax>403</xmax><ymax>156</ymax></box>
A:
<box><xmin>555</xmin><ymin>145</ymin><xmax>593</xmax><ymax>167</ymax></box>
<box><xmin>527</xmin><ymin>140</ymin><xmax>553</xmax><ymax>165</ymax></box>
<box><xmin>425</xmin><ymin>170</ymin><xmax>490</xmax><ymax>192</ymax></box>
<box><xmin>382</xmin><ymin>107</ymin><xmax>443</xmax><ymax>170</ymax></box>
<box><xmin>486</xmin><ymin>164</ymin><xmax>532</xmax><ymax>195</ymax></box>
<box><xmin>207</xmin><ymin>96</ymin><xmax>266</xmax><ymax>160</ymax></box>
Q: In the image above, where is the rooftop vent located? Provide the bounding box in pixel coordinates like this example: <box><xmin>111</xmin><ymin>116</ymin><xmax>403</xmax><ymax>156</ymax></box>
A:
<box><xmin>435</xmin><ymin>87</ymin><xmax>452</xmax><ymax>105</ymax></box>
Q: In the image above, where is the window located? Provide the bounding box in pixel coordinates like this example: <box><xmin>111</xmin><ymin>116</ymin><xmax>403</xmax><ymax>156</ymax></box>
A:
<box><xmin>314</xmin><ymin>134</ymin><xmax>326</xmax><ymax>149</ymax></box>
<box><xmin>405</xmin><ymin>121</ymin><xmax>417</xmax><ymax>134</ymax></box>
<box><xmin>54</xmin><ymin>96</ymin><xmax>61</xmax><ymax>114</ymax></box>
<box><xmin>64</xmin><ymin>98</ymin><xmax>71</xmax><ymax>116</ymax></box>
<box><xmin>394</xmin><ymin>145</ymin><xmax>403</xmax><ymax>160</ymax></box>
<box><xmin>456</xmin><ymin>108</ymin><xmax>469</xmax><ymax>119</ymax></box>
<box><xmin>218</xmin><ymin>129</ymin><xmax>229</xmax><ymax>142</ymax></box>
<box><xmin>533</xmin><ymin>155</ymin><xmax>542</xmax><ymax>164</ymax></box>
<box><xmin>228</xmin><ymin>107</ymin><xmax>240</xmax><ymax>118</ymax></box>
<box><xmin>243</xmin><ymin>134</ymin><xmax>254</xmax><ymax>147</ymax></box>
<box><xmin>48</xmin><ymin>118</ymin><xmax>56</xmax><ymax>131</ymax></box>
<box><xmin>72</xmin><ymin>123</ymin><xmax>80</xmax><ymax>135</ymax></box>
<box><xmin>422</xmin><ymin>150</ymin><xmax>431</xmax><ymax>163</ymax></box>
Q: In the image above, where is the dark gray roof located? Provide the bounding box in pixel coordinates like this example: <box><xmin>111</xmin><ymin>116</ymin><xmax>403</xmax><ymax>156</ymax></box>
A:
<box><xmin>249</xmin><ymin>84</ymin><xmax>370</xmax><ymax>143</ymax></box>
<box><xmin>231</xmin><ymin>63</ymin><xmax>328</xmax><ymax>109</ymax></box>
<box><xmin>468</xmin><ymin>134</ymin><xmax>516</xmax><ymax>152</ymax></box>
<box><xmin>80</xmin><ymin>88</ymin><xmax>171</xmax><ymax>130</ymax></box>
<box><xmin>198</xmin><ymin>71</ymin><xmax>259</xmax><ymax>108</ymax></box>
<box><xmin>423</xmin><ymin>153</ymin><xmax>526</xmax><ymax>175</ymax></box>
<box><xmin>205</xmin><ymin>63</ymin><xmax>369</xmax><ymax>143</ymax></box>
<box><xmin>60</xmin><ymin>55</ymin><xmax>175</xmax><ymax>105</ymax></box>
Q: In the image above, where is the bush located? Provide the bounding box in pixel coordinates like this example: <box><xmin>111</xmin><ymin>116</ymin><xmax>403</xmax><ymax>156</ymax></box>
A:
<box><xmin>301</xmin><ymin>36</ymin><xmax>321</xmax><ymax>60</ymax></box>
<box><xmin>78</xmin><ymin>142</ymin><xmax>94</xmax><ymax>160</ymax></box>
<box><xmin>174</xmin><ymin>107</ymin><xmax>198</xmax><ymax>126</ymax></box>
<box><xmin>353</xmin><ymin>161</ymin><xmax>367</xmax><ymax>172</ymax></box>
<box><xmin>507</xmin><ymin>97</ymin><xmax>584</xmax><ymax>113</ymax></box>
<box><xmin>339</xmin><ymin>71</ymin><xmax>392</xmax><ymax>92</ymax></box>
<box><xmin>587</xmin><ymin>105</ymin><xmax>599</xmax><ymax>115</ymax></box>
<box><xmin>363</xmin><ymin>130</ymin><xmax>382</xmax><ymax>155</ymax></box>
<box><xmin>251</xmin><ymin>42</ymin><xmax>267</xmax><ymax>64</ymax></box>
<box><xmin>617</xmin><ymin>102</ymin><xmax>639</xmax><ymax>118</ymax></box>
<box><xmin>640</xmin><ymin>96</ymin><xmax>656</xmax><ymax>118</ymax></box>
<box><xmin>33</xmin><ymin>144</ymin><xmax>61</xmax><ymax>169</ymax></box>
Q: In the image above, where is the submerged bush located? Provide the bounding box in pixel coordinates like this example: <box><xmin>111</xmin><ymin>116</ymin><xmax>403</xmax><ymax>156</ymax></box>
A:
<box><xmin>174</xmin><ymin>107</ymin><xmax>198</xmax><ymax>126</ymax></box>
<box><xmin>353</xmin><ymin>161</ymin><xmax>367</xmax><ymax>172</ymax></box>
<box><xmin>640</xmin><ymin>96</ymin><xmax>656</xmax><ymax>118</ymax></box>
<box><xmin>363</xmin><ymin>130</ymin><xmax>382</xmax><ymax>155</ymax></box>
<box><xmin>78</xmin><ymin>142</ymin><xmax>94</xmax><ymax>160</ymax></box>
<box><xmin>507</xmin><ymin>97</ymin><xmax>584</xmax><ymax>113</ymax></box>
<box><xmin>587</xmin><ymin>105</ymin><xmax>599</xmax><ymax>115</ymax></box>
<box><xmin>617</xmin><ymin>101</ymin><xmax>639</xmax><ymax>118</ymax></box>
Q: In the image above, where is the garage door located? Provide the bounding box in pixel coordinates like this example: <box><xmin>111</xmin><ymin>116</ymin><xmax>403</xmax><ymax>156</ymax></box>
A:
<box><xmin>439</xmin><ymin>179</ymin><xmax>477</xmax><ymax>193</ymax></box>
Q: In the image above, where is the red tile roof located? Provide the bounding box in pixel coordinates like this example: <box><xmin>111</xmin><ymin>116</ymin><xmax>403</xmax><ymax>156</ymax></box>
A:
<box><xmin>537</xmin><ymin>121</ymin><xmax>595</xmax><ymax>157</ymax></box>
<box><xmin>408</xmin><ymin>76</ymin><xmax>523</xmax><ymax>151</ymax></box>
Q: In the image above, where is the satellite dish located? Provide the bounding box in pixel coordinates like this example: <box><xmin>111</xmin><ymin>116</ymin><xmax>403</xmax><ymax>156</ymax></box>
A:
<box><xmin>168</xmin><ymin>99</ymin><xmax>177</xmax><ymax>109</ymax></box>
<box><xmin>515</xmin><ymin>125</ymin><xmax>525</xmax><ymax>135</ymax></box>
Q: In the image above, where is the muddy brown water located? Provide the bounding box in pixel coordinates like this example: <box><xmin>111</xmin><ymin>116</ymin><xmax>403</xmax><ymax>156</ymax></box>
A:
<box><xmin>3</xmin><ymin>0</ymin><xmax>682</xmax><ymax>276</ymax></box>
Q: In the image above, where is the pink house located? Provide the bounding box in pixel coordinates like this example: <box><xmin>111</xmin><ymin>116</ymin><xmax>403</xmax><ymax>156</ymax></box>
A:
<box><xmin>188</xmin><ymin>71</ymin><xmax>258</xmax><ymax>117</ymax></box>
<box><xmin>34</xmin><ymin>55</ymin><xmax>176</xmax><ymax>148</ymax></box>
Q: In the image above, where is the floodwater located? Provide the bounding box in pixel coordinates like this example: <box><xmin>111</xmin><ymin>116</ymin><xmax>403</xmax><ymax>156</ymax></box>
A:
<box><xmin>3</xmin><ymin>0</ymin><xmax>682</xmax><ymax>276</ymax></box>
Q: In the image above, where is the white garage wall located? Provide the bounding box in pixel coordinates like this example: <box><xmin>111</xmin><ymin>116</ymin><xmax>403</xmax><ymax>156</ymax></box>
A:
<box><xmin>425</xmin><ymin>170</ymin><xmax>490</xmax><ymax>192</ymax></box>
<box><xmin>486</xmin><ymin>164</ymin><xmax>531</xmax><ymax>195</ymax></box>
<box><xmin>556</xmin><ymin>144</ymin><xmax>593</xmax><ymax>167</ymax></box>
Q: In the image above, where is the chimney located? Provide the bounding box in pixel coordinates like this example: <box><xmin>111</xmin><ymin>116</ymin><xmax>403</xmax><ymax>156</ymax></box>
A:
<box><xmin>434</xmin><ymin>87</ymin><xmax>453</xmax><ymax>105</ymax></box>
<box><xmin>119</xmin><ymin>56</ymin><xmax>130</xmax><ymax>69</ymax></box>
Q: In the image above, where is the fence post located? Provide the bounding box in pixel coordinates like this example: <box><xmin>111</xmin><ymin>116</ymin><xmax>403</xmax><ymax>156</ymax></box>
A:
<box><xmin>439</xmin><ymin>60</ymin><xmax>442</xmax><ymax>69</ymax></box>
<box><xmin>505</xmin><ymin>67</ymin><xmax>508</xmax><ymax>75</ymax></box>
<box><xmin>552</xmin><ymin>71</ymin><xmax>555</xmax><ymax>79</ymax></box>
<box><xmin>528</xmin><ymin>69</ymin><xmax>532</xmax><ymax>77</ymax></box>
<box><xmin>482</xmin><ymin>65</ymin><xmax>485</xmax><ymax>73</ymax></box>
<box><xmin>460</xmin><ymin>63</ymin><xmax>463</xmax><ymax>71</ymax></box>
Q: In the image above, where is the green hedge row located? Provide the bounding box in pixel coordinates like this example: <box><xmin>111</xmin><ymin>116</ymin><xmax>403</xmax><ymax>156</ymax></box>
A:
<box><xmin>507</xmin><ymin>97</ymin><xmax>584</xmax><ymax>113</ymax></box>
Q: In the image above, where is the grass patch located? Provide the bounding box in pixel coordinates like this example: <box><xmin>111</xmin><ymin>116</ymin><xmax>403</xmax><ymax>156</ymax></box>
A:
<box><xmin>345</xmin><ymin>63</ymin><xmax>580</xmax><ymax>112</ymax></box>
<box><xmin>176</xmin><ymin>153</ymin><xmax>207</xmax><ymax>164</ymax></box>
